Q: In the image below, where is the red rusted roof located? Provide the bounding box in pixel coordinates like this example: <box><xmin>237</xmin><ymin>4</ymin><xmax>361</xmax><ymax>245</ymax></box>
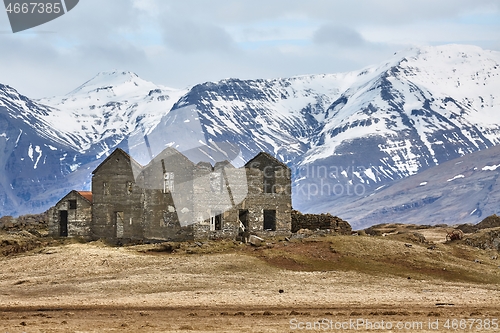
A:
<box><xmin>78</xmin><ymin>191</ymin><xmax>93</xmax><ymax>202</ymax></box>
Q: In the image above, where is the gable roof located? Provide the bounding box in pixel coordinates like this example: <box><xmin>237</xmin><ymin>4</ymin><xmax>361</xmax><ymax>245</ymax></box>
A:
<box><xmin>92</xmin><ymin>148</ymin><xmax>143</xmax><ymax>175</ymax></box>
<box><xmin>244</xmin><ymin>152</ymin><xmax>288</xmax><ymax>169</ymax></box>
<box><xmin>54</xmin><ymin>190</ymin><xmax>93</xmax><ymax>207</ymax></box>
<box><xmin>144</xmin><ymin>146</ymin><xmax>196</xmax><ymax>169</ymax></box>
<box><xmin>78</xmin><ymin>191</ymin><xmax>93</xmax><ymax>203</ymax></box>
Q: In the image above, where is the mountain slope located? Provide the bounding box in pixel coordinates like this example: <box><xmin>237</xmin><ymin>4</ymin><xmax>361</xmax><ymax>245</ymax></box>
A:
<box><xmin>134</xmin><ymin>75</ymin><xmax>346</xmax><ymax>166</ymax></box>
<box><xmin>0</xmin><ymin>83</ymin><xmax>91</xmax><ymax>215</ymax></box>
<box><xmin>324</xmin><ymin>144</ymin><xmax>500</xmax><ymax>229</ymax></box>
<box><xmin>38</xmin><ymin>71</ymin><xmax>187</xmax><ymax>157</ymax></box>
<box><xmin>310</xmin><ymin>45</ymin><xmax>500</xmax><ymax>164</ymax></box>
<box><xmin>1</xmin><ymin>44</ymin><xmax>500</xmax><ymax>223</ymax></box>
<box><xmin>293</xmin><ymin>45</ymin><xmax>500</xmax><ymax>213</ymax></box>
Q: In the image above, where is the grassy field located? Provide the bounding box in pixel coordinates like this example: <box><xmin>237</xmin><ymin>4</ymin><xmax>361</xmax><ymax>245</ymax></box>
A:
<box><xmin>0</xmin><ymin>225</ymin><xmax>499</xmax><ymax>332</ymax></box>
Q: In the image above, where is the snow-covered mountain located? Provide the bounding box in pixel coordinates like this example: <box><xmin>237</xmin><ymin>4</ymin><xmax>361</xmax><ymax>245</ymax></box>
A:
<box><xmin>0</xmin><ymin>83</ymin><xmax>90</xmax><ymax>215</ymax></box>
<box><xmin>1</xmin><ymin>45</ymin><xmax>500</xmax><ymax>225</ymax></box>
<box><xmin>306</xmin><ymin>45</ymin><xmax>500</xmax><ymax>169</ymax></box>
<box><xmin>329</xmin><ymin>144</ymin><xmax>500</xmax><ymax>229</ymax></box>
<box><xmin>291</xmin><ymin>45</ymin><xmax>500</xmax><ymax>215</ymax></box>
<box><xmin>135</xmin><ymin>74</ymin><xmax>346</xmax><ymax>166</ymax></box>
<box><xmin>38</xmin><ymin>71</ymin><xmax>187</xmax><ymax>157</ymax></box>
<box><xmin>0</xmin><ymin>71</ymin><xmax>187</xmax><ymax>215</ymax></box>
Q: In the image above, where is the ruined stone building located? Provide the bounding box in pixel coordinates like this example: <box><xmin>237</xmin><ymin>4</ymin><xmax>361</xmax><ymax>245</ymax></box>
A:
<box><xmin>48</xmin><ymin>148</ymin><xmax>292</xmax><ymax>242</ymax></box>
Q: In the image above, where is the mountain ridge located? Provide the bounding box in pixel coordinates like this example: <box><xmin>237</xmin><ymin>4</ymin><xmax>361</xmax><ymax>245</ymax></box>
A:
<box><xmin>1</xmin><ymin>44</ymin><xmax>499</xmax><ymax>227</ymax></box>
<box><xmin>328</xmin><ymin>144</ymin><xmax>500</xmax><ymax>229</ymax></box>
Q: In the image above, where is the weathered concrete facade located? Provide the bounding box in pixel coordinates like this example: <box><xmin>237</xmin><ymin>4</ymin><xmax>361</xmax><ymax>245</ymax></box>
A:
<box><xmin>48</xmin><ymin>190</ymin><xmax>92</xmax><ymax>239</ymax></box>
<box><xmin>138</xmin><ymin>147</ymin><xmax>196</xmax><ymax>241</ymax></box>
<box><xmin>237</xmin><ymin>153</ymin><xmax>292</xmax><ymax>237</ymax></box>
<box><xmin>91</xmin><ymin>149</ymin><xmax>144</xmax><ymax>241</ymax></box>
<box><xmin>48</xmin><ymin>148</ymin><xmax>292</xmax><ymax>242</ymax></box>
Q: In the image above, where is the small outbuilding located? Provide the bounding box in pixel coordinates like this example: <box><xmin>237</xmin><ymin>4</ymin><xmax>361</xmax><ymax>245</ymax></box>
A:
<box><xmin>48</xmin><ymin>190</ymin><xmax>92</xmax><ymax>239</ymax></box>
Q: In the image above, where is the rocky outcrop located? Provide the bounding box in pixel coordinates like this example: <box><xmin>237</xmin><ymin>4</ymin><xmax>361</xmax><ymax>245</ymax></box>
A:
<box><xmin>457</xmin><ymin>215</ymin><xmax>500</xmax><ymax>234</ymax></box>
<box><xmin>476</xmin><ymin>214</ymin><xmax>500</xmax><ymax>230</ymax></box>
<box><xmin>456</xmin><ymin>223</ymin><xmax>478</xmax><ymax>234</ymax></box>
<box><xmin>0</xmin><ymin>212</ymin><xmax>48</xmax><ymax>232</ymax></box>
<box><xmin>464</xmin><ymin>228</ymin><xmax>500</xmax><ymax>252</ymax></box>
<box><xmin>291</xmin><ymin>210</ymin><xmax>351</xmax><ymax>234</ymax></box>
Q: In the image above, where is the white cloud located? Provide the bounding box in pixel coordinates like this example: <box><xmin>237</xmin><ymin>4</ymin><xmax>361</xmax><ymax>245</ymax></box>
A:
<box><xmin>0</xmin><ymin>0</ymin><xmax>498</xmax><ymax>98</ymax></box>
<box><xmin>313</xmin><ymin>25</ymin><xmax>367</xmax><ymax>48</ymax></box>
<box><xmin>161</xmin><ymin>19</ymin><xmax>237</xmax><ymax>54</ymax></box>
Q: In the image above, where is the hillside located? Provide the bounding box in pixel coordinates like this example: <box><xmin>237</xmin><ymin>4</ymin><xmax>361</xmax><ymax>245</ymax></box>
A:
<box><xmin>1</xmin><ymin>224</ymin><xmax>499</xmax><ymax>332</ymax></box>
<box><xmin>322</xmin><ymin>144</ymin><xmax>500</xmax><ymax>229</ymax></box>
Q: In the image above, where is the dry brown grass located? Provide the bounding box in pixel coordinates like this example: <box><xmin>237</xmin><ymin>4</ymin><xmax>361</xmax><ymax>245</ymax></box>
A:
<box><xmin>249</xmin><ymin>234</ymin><xmax>500</xmax><ymax>284</ymax></box>
<box><xmin>1</xmin><ymin>231</ymin><xmax>500</xmax><ymax>332</ymax></box>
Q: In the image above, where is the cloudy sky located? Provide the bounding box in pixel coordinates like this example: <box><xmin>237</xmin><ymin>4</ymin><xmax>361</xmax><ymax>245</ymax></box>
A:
<box><xmin>1</xmin><ymin>0</ymin><xmax>499</xmax><ymax>98</ymax></box>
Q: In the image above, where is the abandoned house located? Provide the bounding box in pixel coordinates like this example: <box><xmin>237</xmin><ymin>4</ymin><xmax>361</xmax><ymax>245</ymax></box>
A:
<box><xmin>48</xmin><ymin>147</ymin><xmax>292</xmax><ymax>242</ymax></box>
<box><xmin>48</xmin><ymin>190</ymin><xmax>92</xmax><ymax>238</ymax></box>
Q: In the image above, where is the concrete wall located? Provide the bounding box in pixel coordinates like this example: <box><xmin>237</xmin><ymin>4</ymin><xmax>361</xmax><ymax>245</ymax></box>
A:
<box><xmin>91</xmin><ymin>149</ymin><xmax>144</xmax><ymax>241</ymax></box>
<box><xmin>243</xmin><ymin>153</ymin><xmax>292</xmax><ymax>236</ymax></box>
<box><xmin>139</xmin><ymin>148</ymin><xmax>195</xmax><ymax>241</ymax></box>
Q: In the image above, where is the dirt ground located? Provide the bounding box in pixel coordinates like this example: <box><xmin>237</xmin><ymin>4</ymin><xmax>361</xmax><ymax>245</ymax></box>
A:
<box><xmin>0</xmin><ymin>232</ymin><xmax>499</xmax><ymax>332</ymax></box>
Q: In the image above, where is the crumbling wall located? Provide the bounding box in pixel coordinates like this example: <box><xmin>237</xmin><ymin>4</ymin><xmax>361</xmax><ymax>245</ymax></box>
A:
<box><xmin>139</xmin><ymin>148</ymin><xmax>195</xmax><ymax>242</ymax></box>
<box><xmin>291</xmin><ymin>210</ymin><xmax>352</xmax><ymax>234</ymax></box>
<box><xmin>243</xmin><ymin>153</ymin><xmax>292</xmax><ymax>235</ymax></box>
<box><xmin>192</xmin><ymin>162</ymin><xmax>241</xmax><ymax>240</ymax></box>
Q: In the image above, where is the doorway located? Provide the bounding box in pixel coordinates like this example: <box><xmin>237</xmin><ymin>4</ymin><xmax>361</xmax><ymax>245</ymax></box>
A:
<box><xmin>239</xmin><ymin>209</ymin><xmax>249</xmax><ymax>231</ymax></box>
<box><xmin>210</xmin><ymin>211</ymin><xmax>223</xmax><ymax>231</ymax></box>
<box><xmin>59</xmin><ymin>210</ymin><xmax>68</xmax><ymax>237</ymax></box>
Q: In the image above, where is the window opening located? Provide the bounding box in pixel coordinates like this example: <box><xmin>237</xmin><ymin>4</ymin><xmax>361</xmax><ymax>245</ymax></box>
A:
<box><xmin>263</xmin><ymin>210</ymin><xmax>276</xmax><ymax>231</ymax></box>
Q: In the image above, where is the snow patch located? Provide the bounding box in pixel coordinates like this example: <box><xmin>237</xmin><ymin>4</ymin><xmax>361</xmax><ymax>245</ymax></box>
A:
<box><xmin>447</xmin><ymin>174</ymin><xmax>465</xmax><ymax>182</ymax></box>
<box><xmin>364</xmin><ymin>168</ymin><xmax>377</xmax><ymax>182</ymax></box>
<box><xmin>69</xmin><ymin>163</ymin><xmax>80</xmax><ymax>172</ymax></box>
<box><xmin>482</xmin><ymin>164</ymin><xmax>500</xmax><ymax>171</ymax></box>
<box><xmin>33</xmin><ymin>146</ymin><xmax>42</xmax><ymax>169</ymax></box>
<box><xmin>28</xmin><ymin>144</ymin><xmax>34</xmax><ymax>161</ymax></box>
